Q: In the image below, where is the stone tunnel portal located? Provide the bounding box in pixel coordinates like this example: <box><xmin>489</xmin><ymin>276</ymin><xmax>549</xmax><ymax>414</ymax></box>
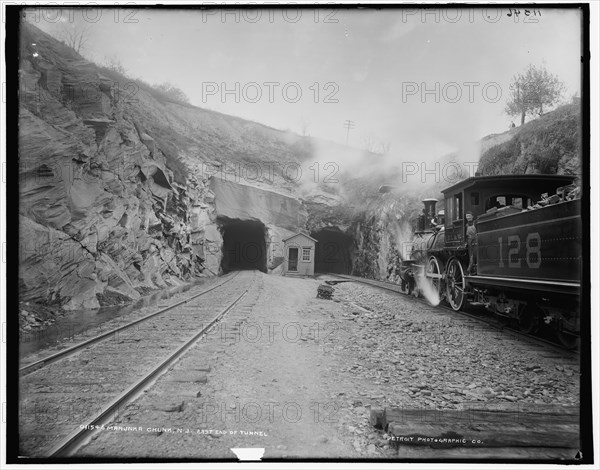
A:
<box><xmin>311</xmin><ymin>229</ymin><xmax>353</xmax><ymax>274</ymax></box>
<box><xmin>219</xmin><ymin>218</ymin><xmax>267</xmax><ymax>273</ymax></box>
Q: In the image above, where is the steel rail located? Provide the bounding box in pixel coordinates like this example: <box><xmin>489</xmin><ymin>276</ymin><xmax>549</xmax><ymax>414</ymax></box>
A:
<box><xmin>20</xmin><ymin>272</ymin><xmax>240</xmax><ymax>375</ymax></box>
<box><xmin>47</xmin><ymin>288</ymin><xmax>249</xmax><ymax>457</ymax></box>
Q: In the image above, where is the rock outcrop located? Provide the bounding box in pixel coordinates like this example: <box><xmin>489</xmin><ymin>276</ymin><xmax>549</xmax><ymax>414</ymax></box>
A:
<box><xmin>211</xmin><ymin>179</ymin><xmax>307</xmax><ymax>232</ymax></box>
<box><xmin>18</xmin><ymin>22</ymin><xmax>322</xmax><ymax>310</ymax></box>
<box><xmin>16</xmin><ymin>25</ymin><xmax>236</xmax><ymax>308</ymax></box>
<box><xmin>350</xmin><ymin>192</ymin><xmax>426</xmax><ymax>281</ymax></box>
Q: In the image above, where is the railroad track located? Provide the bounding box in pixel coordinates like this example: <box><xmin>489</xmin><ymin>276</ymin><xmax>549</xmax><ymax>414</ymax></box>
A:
<box><xmin>19</xmin><ymin>270</ymin><xmax>256</xmax><ymax>458</ymax></box>
<box><xmin>19</xmin><ymin>271</ymin><xmax>241</xmax><ymax>375</ymax></box>
<box><xmin>325</xmin><ymin>273</ymin><xmax>578</xmax><ymax>356</ymax></box>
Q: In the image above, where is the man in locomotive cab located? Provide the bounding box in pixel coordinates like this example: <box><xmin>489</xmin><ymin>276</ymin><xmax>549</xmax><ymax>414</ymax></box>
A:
<box><xmin>465</xmin><ymin>211</ymin><xmax>477</xmax><ymax>274</ymax></box>
<box><xmin>432</xmin><ymin>210</ymin><xmax>445</xmax><ymax>231</ymax></box>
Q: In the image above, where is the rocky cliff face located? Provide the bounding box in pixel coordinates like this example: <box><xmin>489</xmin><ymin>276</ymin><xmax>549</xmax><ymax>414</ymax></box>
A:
<box><xmin>19</xmin><ymin>35</ymin><xmax>201</xmax><ymax>309</ymax></box>
<box><xmin>18</xmin><ymin>22</ymin><xmax>312</xmax><ymax>310</ymax></box>
<box><xmin>349</xmin><ymin>189</ymin><xmax>433</xmax><ymax>281</ymax></box>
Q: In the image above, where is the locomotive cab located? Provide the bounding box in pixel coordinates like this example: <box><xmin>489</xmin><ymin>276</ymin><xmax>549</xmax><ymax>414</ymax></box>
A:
<box><xmin>441</xmin><ymin>175</ymin><xmax>574</xmax><ymax>249</ymax></box>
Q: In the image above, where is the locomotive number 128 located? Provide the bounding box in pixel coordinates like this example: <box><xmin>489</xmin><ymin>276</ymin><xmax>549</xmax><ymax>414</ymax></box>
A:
<box><xmin>497</xmin><ymin>232</ymin><xmax>541</xmax><ymax>269</ymax></box>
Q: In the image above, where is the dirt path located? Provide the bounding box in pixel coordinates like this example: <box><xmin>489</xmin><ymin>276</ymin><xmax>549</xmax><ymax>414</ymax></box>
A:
<box><xmin>199</xmin><ymin>273</ymin><xmax>352</xmax><ymax>458</ymax></box>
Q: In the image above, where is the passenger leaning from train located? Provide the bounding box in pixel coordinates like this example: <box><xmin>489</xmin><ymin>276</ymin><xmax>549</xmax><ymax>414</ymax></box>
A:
<box><xmin>465</xmin><ymin>211</ymin><xmax>477</xmax><ymax>275</ymax></box>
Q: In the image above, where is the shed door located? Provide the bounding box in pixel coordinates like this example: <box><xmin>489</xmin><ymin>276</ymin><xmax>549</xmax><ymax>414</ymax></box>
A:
<box><xmin>288</xmin><ymin>247</ymin><xmax>298</xmax><ymax>271</ymax></box>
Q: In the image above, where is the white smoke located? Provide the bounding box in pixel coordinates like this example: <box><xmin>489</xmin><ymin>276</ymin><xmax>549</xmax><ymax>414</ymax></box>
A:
<box><xmin>415</xmin><ymin>271</ymin><xmax>441</xmax><ymax>307</ymax></box>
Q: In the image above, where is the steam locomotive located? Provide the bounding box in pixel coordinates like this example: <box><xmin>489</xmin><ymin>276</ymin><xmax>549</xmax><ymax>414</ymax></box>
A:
<box><xmin>400</xmin><ymin>174</ymin><xmax>582</xmax><ymax>348</ymax></box>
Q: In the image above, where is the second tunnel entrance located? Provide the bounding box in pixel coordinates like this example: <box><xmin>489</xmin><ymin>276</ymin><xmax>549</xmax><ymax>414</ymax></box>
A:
<box><xmin>310</xmin><ymin>229</ymin><xmax>353</xmax><ymax>274</ymax></box>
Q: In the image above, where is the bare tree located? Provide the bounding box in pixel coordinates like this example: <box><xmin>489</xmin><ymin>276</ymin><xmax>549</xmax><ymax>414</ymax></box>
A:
<box><xmin>153</xmin><ymin>82</ymin><xmax>191</xmax><ymax>104</ymax></box>
<box><xmin>299</xmin><ymin>118</ymin><xmax>310</xmax><ymax>137</ymax></box>
<box><xmin>363</xmin><ymin>135</ymin><xmax>390</xmax><ymax>155</ymax></box>
<box><xmin>103</xmin><ymin>55</ymin><xmax>127</xmax><ymax>75</ymax></box>
<box><xmin>363</xmin><ymin>135</ymin><xmax>377</xmax><ymax>153</ymax></box>
<box><xmin>505</xmin><ymin>64</ymin><xmax>565</xmax><ymax>125</ymax></box>
<box><xmin>56</xmin><ymin>22</ymin><xmax>91</xmax><ymax>54</ymax></box>
<box><xmin>378</xmin><ymin>141</ymin><xmax>391</xmax><ymax>154</ymax></box>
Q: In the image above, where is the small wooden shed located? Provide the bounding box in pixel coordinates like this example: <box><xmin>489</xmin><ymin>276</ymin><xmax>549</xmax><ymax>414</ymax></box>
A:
<box><xmin>282</xmin><ymin>233</ymin><xmax>317</xmax><ymax>277</ymax></box>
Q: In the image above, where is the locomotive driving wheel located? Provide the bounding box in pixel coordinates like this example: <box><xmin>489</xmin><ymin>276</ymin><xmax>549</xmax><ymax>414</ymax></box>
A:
<box><xmin>556</xmin><ymin>330</ymin><xmax>579</xmax><ymax>350</ymax></box>
<box><xmin>517</xmin><ymin>304</ymin><xmax>540</xmax><ymax>334</ymax></box>
<box><xmin>446</xmin><ymin>258</ymin><xmax>465</xmax><ymax>311</ymax></box>
<box><xmin>426</xmin><ymin>256</ymin><xmax>443</xmax><ymax>298</ymax></box>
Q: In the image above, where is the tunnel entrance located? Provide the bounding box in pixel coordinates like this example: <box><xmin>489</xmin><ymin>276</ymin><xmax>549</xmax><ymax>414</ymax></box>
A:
<box><xmin>311</xmin><ymin>229</ymin><xmax>353</xmax><ymax>274</ymax></box>
<box><xmin>219</xmin><ymin>218</ymin><xmax>267</xmax><ymax>273</ymax></box>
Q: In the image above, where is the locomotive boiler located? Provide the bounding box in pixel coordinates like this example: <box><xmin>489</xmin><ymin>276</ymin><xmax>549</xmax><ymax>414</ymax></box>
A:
<box><xmin>401</xmin><ymin>174</ymin><xmax>582</xmax><ymax>348</ymax></box>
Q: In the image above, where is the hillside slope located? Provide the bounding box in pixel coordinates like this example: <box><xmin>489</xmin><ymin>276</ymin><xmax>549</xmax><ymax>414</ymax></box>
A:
<box><xmin>18</xmin><ymin>22</ymin><xmax>319</xmax><ymax>310</ymax></box>
<box><xmin>478</xmin><ymin>103</ymin><xmax>581</xmax><ymax>177</ymax></box>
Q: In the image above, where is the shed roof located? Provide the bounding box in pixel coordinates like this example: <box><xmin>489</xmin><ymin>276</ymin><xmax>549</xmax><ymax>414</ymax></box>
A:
<box><xmin>283</xmin><ymin>232</ymin><xmax>318</xmax><ymax>243</ymax></box>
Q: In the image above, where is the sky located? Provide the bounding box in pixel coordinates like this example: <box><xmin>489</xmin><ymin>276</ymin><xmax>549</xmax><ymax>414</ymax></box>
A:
<box><xmin>32</xmin><ymin>6</ymin><xmax>583</xmax><ymax>162</ymax></box>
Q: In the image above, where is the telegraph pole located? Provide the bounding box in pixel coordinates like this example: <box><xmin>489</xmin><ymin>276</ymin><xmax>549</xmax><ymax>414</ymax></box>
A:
<box><xmin>343</xmin><ymin>120</ymin><xmax>355</xmax><ymax>145</ymax></box>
